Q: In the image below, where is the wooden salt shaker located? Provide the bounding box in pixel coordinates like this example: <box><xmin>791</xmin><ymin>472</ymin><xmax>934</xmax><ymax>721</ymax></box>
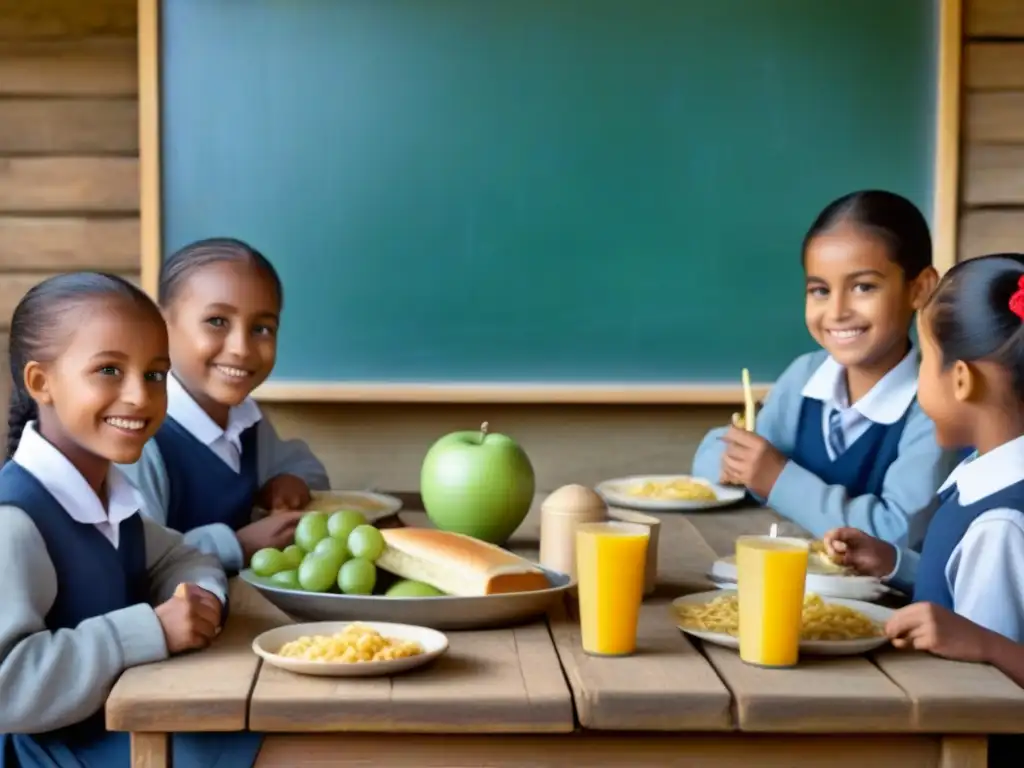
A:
<box><xmin>539</xmin><ymin>484</ymin><xmax>607</xmax><ymax>582</ymax></box>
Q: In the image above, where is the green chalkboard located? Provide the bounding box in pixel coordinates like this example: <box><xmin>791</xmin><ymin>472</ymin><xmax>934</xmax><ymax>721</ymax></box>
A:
<box><xmin>160</xmin><ymin>0</ymin><xmax>938</xmax><ymax>384</ymax></box>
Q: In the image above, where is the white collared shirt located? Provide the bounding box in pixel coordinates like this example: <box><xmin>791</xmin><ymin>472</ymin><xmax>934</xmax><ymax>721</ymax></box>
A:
<box><xmin>13</xmin><ymin>421</ymin><xmax>142</xmax><ymax>549</ymax></box>
<box><xmin>801</xmin><ymin>349</ymin><xmax>919</xmax><ymax>460</ymax></box>
<box><xmin>929</xmin><ymin>435</ymin><xmax>1024</xmax><ymax>642</ymax></box>
<box><xmin>166</xmin><ymin>374</ymin><xmax>262</xmax><ymax>473</ymax></box>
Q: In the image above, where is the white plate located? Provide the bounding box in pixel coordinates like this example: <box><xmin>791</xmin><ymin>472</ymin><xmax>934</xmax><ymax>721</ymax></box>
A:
<box><xmin>672</xmin><ymin>589</ymin><xmax>893</xmax><ymax>657</ymax></box>
<box><xmin>252</xmin><ymin>621</ymin><xmax>448</xmax><ymax>677</ymax></box>
<box><xmin>303</xmin><ymin>490</ymin><xmax>403</xmax><ymax>518</ymax></box>
<box><xmin>708</xmin><ymin>557</ymin><xmax>887</xmax><ymax>602</ymax></box>
<box><xmin>595</xmin><ymin>475</ymin><xmax>746</xmax><ymax>511</ymax></box>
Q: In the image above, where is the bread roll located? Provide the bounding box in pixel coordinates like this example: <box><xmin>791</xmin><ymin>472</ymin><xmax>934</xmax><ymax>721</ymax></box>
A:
<box><xmin>377</xmin><ymin>528</ymin><xmax>551</xmax><ymax>596</ymax></box>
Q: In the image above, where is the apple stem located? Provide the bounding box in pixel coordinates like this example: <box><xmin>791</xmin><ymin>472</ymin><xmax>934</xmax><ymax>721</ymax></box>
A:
<box><xmin>480</xmin><ymin>421</ymin><xmax>489</xmax><ymax>441</ymax></box>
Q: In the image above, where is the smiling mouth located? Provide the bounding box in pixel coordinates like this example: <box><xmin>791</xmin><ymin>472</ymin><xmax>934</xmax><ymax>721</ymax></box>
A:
<box><xmin>212</xmin><ymin>364</ymin><xmax>253</xmax><ymax>380</ymax></box>
<box><xmin>104</xmin><ymin>416</ymin><xmax>148</xmax><ymax>432</ymax></box>
<box><xmin>826</xmin><ymin>328</ymin><xmax>868</xmax><ymax>343</ymax></box>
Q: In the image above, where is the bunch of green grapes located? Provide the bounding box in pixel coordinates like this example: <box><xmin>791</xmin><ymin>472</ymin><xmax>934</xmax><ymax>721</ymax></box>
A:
<box><xmin>250</xmin><ymin>509</ymin><xmax>385</xmax><ymax>595</ymax></box>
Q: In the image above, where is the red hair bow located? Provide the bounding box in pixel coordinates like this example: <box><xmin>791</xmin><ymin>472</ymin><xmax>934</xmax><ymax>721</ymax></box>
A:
<box><xmin>1010</xmin><ymin>275</ymin><xmax>1024</xmax><ymax>321</ymax></box>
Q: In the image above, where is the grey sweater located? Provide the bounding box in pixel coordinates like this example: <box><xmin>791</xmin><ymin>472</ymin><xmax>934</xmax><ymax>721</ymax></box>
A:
<box><xmin>692</xmin><ymin>350</ymin><xmax>961</xmax><ymax>548</ymax></box>
<box><xmin>0</xmin><ymin>509</ymin><xmax>227</xmax><ymax>734</ymax></box>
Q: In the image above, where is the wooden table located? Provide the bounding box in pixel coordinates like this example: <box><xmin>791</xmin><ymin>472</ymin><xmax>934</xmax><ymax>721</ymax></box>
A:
<box><xmin>107</xmin><ymin>499</ymin><xmax>1024</xmax><ymax>767</ymax></box>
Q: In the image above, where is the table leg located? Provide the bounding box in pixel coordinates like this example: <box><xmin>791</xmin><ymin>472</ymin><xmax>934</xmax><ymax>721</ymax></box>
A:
<box><xmin>131</xmin><ymin>732</ymin><xmax>170</xmax><ymax>768</ymax></box>
<box><xmin>940</xmin><ymin>736</ymin><xmax>987</xmax><ymax>768</ymax></box>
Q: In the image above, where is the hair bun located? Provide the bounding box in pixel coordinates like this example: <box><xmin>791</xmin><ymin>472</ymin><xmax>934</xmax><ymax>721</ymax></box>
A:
<box><xmin>1009</xmin><ymin>275</ymin><xmax>1024</xmax><ymax>321</ymax></box>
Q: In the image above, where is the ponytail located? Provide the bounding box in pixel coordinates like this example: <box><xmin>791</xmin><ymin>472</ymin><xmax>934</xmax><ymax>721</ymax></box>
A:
<box><xmin>5</xmin><ymin>386</ymin><xmax>36</xmax><ymax>460</ymax></box>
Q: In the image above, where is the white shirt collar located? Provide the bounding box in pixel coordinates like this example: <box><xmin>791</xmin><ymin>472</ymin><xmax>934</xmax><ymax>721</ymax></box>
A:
<box><xmin>167</xmin><ymin>373</ymin><xmax>262</xmax><ymax>449</ymax></box>
<box><xmin>938</xmin><ymin>436</ymin><xmax>1024</xmax><ymax>505</ymax></box>
<box><xmin>801</xmin><ymin>347</ymin><xmax>919</xmax><ymax>425</ymax></box>
<box><xmin>13</xmin><ymin>421</ymin><xmax>141</xmax><ymax>544</ymax></box>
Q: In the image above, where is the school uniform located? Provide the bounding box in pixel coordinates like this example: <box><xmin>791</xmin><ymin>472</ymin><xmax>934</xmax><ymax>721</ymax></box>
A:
<box><xmin>907</xmin><ymin>438</ymin><xmax>1024</xmax><ymax>641</ymax></box>
<box><xmin>0</xmin><ymin>422</ymin><xmax>260</xmax><ymax>768</ymax></box>
<box><xmin>692</xmin><ymin>348</ymin><xmax>959</xmax><ymax>547</ymax></box>
<box><xmin>119</xmin><ymin>375</ymin><xmax>331</xmax><ymax>572</ymax></box>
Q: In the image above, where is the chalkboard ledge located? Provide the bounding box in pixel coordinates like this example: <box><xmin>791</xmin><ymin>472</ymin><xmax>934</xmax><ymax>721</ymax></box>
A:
<box><xmin>251</xmin><ymin>381</ymin><xmax>772</xmax><ymax>405</ymax></box>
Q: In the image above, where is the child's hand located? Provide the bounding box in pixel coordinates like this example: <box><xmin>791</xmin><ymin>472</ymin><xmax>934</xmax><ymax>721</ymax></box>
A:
<box><xmin>719</xmin><ymin>426</ymin><xmax>787</xmax><ymax>498</ymax></box>
<box><xmin>885</xmin><ymin>602</ymin><xmax>994</xmax><ymax>663</ymax></box>
<box><xmin>155</xmin><ymin>583</ymin><xmax>223</xmax><ymax>654</ymax></box>
<box><xmin>259</xmin><ymin>473</ymin><xmax>312</xmax><ymax>511</ymax></box>
<box><xmin>823</xmin><ymin>527</ymin><xmax>897</xmax><ymax>578</ymax></box>
<box><xmin>236</xmin><ymin>510</ymin><xmax>305</xmax><ymax>562</ymax></box>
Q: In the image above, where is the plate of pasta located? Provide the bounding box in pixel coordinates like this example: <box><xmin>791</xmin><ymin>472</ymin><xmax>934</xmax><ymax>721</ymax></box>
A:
<box><xmin>252</xmin><ymin>620</ymin><xmax>448</xmax><ymax>677</ymax></box>
<box><xmin>595</xmin><ymin>475</ymin><xmax>745</xmax><ymax>511</ymax></box>
<box><xmin>672</xmin><ymin>589</ymin><xmax>893</xmax><ymax>656</ymax></box>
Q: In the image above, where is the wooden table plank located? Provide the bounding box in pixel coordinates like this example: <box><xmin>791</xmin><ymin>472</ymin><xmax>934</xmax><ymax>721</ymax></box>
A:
<box><xmin>873</xmin><ymin>649</ymin><xmax>1024</xmax><ymax>733</ymax></box>
<box><xmin>704</xmin><ymin>644</ymin><xmax>913</xmax><ymax>732</ymax></box>
<box><xmin>249</xmin><ymin>621</ymin><xmax>573</xmax><ymax>733</ymax></box>
<box><xmin>252</xmin><ymin>733</ymin><xmax>943</xmax><ymax>768</ymax></box>
<box><xmin>550</xmin><ymin>513</ymin><xmax>732</xmax><ymax>730</ymax></box>
<box><xmin>106</xmin><ymin>579</ymin><xmax>288</xmax><ymax>732</ymax></box>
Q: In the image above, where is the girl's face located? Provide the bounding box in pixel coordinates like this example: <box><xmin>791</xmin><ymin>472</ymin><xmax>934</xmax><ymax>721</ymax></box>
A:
<box><xmin>164</xmin><ymin>259</ymin><xmax>280</xmax><ymax>417</ymax></box>
<box><xmin>915</xmin><ymin>310</ymin><xmax>967</xmax><ymax>449</ymax></box>
<box><xmin>26</xmin><ymin>297</ymin><xmax>170</xmax><ymax>468</ymax></box>
<box><xmin>804</xmin><ymin>224</ymin><xmax>933</xmax><ymax>373</ymax></box>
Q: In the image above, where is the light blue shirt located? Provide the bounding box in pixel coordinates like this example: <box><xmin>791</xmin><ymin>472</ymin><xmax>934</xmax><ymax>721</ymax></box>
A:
<box><xmin>887</xmin><ymin>438</ymin><xmax>1024</xmax><ymax>642</ymax></box>
<box><xmin>691</xmin><ymin>349</ymin><xmax>959</xmax><ymax>548</ymax></box>
<box><xmin>119</xmin><ymin>377</ymin><xmax>331</xmax><ymax>571</ymax></box>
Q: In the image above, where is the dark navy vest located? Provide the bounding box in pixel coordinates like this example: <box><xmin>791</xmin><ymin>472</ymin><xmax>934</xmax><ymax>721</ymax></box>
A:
<box><xmin>0</xmin><ymin>460</ymin><xmax>148</xmax><ymax>741</ymax></box>
<box><xmin>790</xmin><ymin>398</ymin><xmax>909</xmax><ymax>499</ymax></box>
<box><xmin>154</xmin><ymin>416</ymin><xmax>259</xmax><ymax>538</ymax></box>
<box><xmin>913</xmin><ymin>479</ymin><xmax>1024</xmax><ymax>608</ymax></box>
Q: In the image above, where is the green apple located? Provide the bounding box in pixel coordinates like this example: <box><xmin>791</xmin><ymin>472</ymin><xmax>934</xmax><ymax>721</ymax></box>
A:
<box><xmin>386</xmin><ymin>579</ymin><xmax>445</xmax><ymax>597</ymax></box>
<box><xmin>420</xmin><ymin>421</ymin><xmax>535</xmax><ymax>544</ymax></box>
<box><xmin>294</xmin><ymin>511</ymin><xmax>330</xmax><ymax>552</ymax></box>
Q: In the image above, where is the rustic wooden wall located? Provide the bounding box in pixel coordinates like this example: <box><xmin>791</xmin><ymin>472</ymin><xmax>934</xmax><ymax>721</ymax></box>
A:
<box><xmin>960</xmin><ymin>0</ymin><xmax>1024</xmax><ymax>257</ymax></box>
<box><xmin>0</xmin><ymin>0</ymin><xmax>138</xmax><ymax>444</ymax></box>
<box><xmin>0</xmin><ymin>0</ymin><xmax>1020</xmax><ymax>491</ymax></box>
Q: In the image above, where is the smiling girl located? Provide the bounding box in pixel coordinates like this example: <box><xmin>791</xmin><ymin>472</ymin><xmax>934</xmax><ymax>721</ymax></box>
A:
<box><xmin>120</xmin><ymin>238</ymin><xmax>330</xmax><ymax>573</ymax></box>
<box><xmin>692</xmin><ymin>190</ymin><xmax>960</xmax><ymax>548</ymax></box>
<box><xmin>0</xmin><ymin>272</ymin><xmax>262</xmax><ymax>767</ymax></box>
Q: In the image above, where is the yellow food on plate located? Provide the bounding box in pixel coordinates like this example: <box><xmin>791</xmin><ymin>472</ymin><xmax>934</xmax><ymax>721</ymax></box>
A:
<box><xmin>674</xmin><ymin>593</ymin><xmax>882</xmax><ymax>641</ymax></box>
<box><xmin>623</xmin><ymin>478</ymin><xmax>718</xmax><ymax>502</ymax></box>
<box><xmin>276</xmin><ymin>623</ymin><xmax>423</xmax><ymax>663</ymax></box>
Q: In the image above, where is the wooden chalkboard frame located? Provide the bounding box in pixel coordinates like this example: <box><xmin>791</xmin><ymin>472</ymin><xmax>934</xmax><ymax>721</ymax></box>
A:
<box><xmin>137</xmin><ymin>0</ymin><xmax>962</xmax><ymax>404</ymax></box>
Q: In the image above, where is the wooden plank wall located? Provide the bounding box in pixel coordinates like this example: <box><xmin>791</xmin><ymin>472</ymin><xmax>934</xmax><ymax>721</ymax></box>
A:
<box><xmin>0</xmin><ymin>0</ymin><xmax>1021</xmax><ymax>491</ymax></box>
<box><xmin>961</xmin><ymin>0</ymin><xmax>1024</xmax><ymax>257</ymax></box>
<box><xmin>0</xmin><ymin>0</ymin><xmax>138</xmax><ymax>442</ymax></box>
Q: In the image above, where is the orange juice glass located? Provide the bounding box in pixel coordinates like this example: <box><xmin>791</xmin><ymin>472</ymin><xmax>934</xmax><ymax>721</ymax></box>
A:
<box><xmin>576</xmin><ymin>521</ymin><xmax>650</xmax><ymax>656</ymax></box>
<box><xmin>736</xmin><ymin>535</ymin><xmax>809</xmax><ymax>667</ymax></box>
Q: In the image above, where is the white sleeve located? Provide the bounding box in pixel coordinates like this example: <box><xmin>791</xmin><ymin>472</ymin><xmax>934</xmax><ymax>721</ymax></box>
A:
<box><xmin>947</xmin><ymin>509</ymin><xmax>1024</xmax><ymax>643</ymax></box>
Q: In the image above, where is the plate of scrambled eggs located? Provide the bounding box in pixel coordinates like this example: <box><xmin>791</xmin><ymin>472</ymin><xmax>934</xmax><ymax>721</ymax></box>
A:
<box><xmin>672</xmin><ymin>589</ymin><xmax>892</xmax><ymax>656</ymax></box>
<box><xmin>595</xmin><ymin>475</ymin><xmax>745</xmax><ymax>511</ymax></box>
<box><xmin>252</xmin><ymin>621</ymin><xmax>448</xmax><ymax>677</ymax></box>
